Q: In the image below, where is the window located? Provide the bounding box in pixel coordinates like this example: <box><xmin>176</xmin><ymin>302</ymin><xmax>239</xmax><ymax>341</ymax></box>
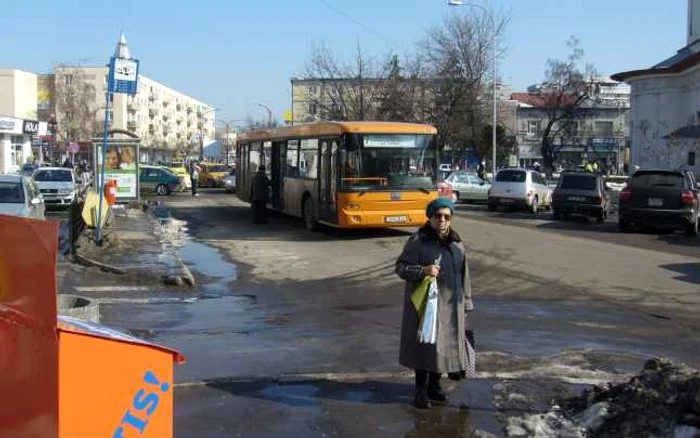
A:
<box><xmin>64</xmin><ymin>75</ymin><xmax>73</xmax><ymax>86</ymax></box>
<box><xmin>286</xmin><ymin>140</ymin><xmax>299</xmax><ymax>177</ymax></box>
<box><xmin>309</xmin><ymin>103</ymin><xmax>317</xmax><ymax>115</ymax></box>
<box><xmin>496</xmin><ymin>170</ymin><xmax>526</xmax><ymax>183</ymax></box>
<box><xmin>299</xmin><ymin>139</ymin><xmax>319</xmax><ymax>179</ymax></box>
<box><xmin>0</xmin><ymin>181</ymin><xmax>23</xmax><ymax>204</ymax></box>
<box><xmin>527</xmin><ymin>121</ymin><xmax>539</xmax><ymax>137</ymax></box>
<box><xmin>595</xmin><ymin>121</ymin><xmax>614</xmax><ymax>138</ymax></box>
<box><xmin>308</xmin><ymin>86</ymin><xmax>317</xmax><ymax>95</ymax></box>
<box><xmin>249</xmin><ymin>142</ymin><xmax>262</xmax><ymax>172</ymax></box>
<box><xmin>560</xmin><ymin>174</ymin><xmax>597</xmax><ymax>190</ymax></box>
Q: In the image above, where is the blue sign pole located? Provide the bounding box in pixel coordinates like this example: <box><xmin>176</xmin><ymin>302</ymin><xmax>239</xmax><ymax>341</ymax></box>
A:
<box><xmin>95</xmin><ymin>58</ymin><xmax>115</xmax><ymax>246</ymax></box>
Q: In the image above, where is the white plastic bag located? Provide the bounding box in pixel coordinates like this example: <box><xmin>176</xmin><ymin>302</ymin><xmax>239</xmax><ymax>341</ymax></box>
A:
<box><xmin>418</xmin><ymin>277</ymin><xmax>439</xmax><ymax>344</ymax></box>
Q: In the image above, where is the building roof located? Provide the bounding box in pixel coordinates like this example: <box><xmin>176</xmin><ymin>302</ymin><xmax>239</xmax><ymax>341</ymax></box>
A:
<box><xmin>509</xmin><ymin>92</ymin><xmax>580</xmax><ymax>108</ymax></box>
<box><xmin>612</xmin><ymin>45</ymin><xmax>700</xmax><ymax>82</ymax></box>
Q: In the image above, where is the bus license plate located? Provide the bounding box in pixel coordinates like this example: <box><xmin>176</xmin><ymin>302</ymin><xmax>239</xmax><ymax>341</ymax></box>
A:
<box><xmin>385</xmin><ymin>215</ymin><xmax>408</xmax><ymax>224</ymax></box>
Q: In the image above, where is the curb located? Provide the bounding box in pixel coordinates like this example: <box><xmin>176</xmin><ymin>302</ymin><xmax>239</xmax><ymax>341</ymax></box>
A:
<box><xmin>71</xmin><ymin>252</ymin><xmax>126</xmax><ymax>275</ymax></box>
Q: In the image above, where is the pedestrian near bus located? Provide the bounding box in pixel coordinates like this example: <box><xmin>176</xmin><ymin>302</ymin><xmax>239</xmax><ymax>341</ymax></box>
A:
<box><xmin>189</xmin><ymin>160</ymin><xmax>201</xmax><ymax>197</ymax></box>
<box><xmin>250</xmin><ymin>164</ymin><xmax>271</xmax><ymax>224</ymax></box>
<box><xmin>396</xmin><ymin>197</ymin><xmax>474</xmax><ymax>409</ymax></box>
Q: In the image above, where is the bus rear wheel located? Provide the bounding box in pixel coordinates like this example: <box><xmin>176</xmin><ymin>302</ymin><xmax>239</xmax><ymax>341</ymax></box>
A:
<box><xmin>303</xmin><ymin>197</ymin><xmax>318</xmax><ymax>231</ymax></box>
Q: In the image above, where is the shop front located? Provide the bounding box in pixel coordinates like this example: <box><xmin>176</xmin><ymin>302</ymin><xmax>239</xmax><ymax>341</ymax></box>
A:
<box><xmin>0</xmin><ymin>115</ymin><xmax>47</xmax><ymax>173</ymax></box>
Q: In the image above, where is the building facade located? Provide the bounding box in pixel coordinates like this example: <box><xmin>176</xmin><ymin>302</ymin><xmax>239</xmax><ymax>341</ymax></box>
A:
<box><xmin>40</xmin><ymin>67</ymin><xmax>215</xmax><ymax>164</ymax></box>
<box><xmin>612</xmin><ymin>0</ymin><xmax>700</xmax><ymax>177</ymax></box>
<box><xmin>0</xmin><ymin>70</ymin><xmax>48</xmax><ymax>173</ymax></box>
<box><xmin>510</xmin><ymin>78</ymin><xmax>631</xmax><ymax>172</ymax></box>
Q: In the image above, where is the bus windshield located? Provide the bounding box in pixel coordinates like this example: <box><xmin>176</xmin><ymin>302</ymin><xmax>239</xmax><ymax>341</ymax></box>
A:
<box><xmin>342</xmin><ymin>133</ymin><xmax>437</xmax><ymax>191</ymax></box>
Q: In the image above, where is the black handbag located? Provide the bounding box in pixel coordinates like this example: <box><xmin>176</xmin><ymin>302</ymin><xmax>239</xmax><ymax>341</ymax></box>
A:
<box><xmin>448</xmin><ymin>329</ymin><xmax>476</xmax><ymax>381</ymax></box>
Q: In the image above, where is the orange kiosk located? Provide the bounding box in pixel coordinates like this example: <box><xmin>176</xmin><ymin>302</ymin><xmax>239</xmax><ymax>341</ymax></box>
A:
<box><xmin>0</xmin><ymin>215</ymin><xmax>185</xmax><ymax>438</ymax></box>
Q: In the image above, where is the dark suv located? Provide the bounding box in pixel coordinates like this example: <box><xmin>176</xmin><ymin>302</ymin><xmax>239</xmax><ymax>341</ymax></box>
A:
<box><xmin>618</xmin><ymin>169</ymin><xmax>700</xmax><ymax>236</ymax></box>
<box><xmin>552</xmin><ymin>172</ymin><xmax>610</xmax><ymax>223</ymax></box>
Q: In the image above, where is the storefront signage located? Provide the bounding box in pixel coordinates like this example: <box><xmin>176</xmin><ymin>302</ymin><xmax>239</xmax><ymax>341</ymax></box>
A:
<box><xmin>23</xmin><ymin>120</ymin><xmax>40</xmax><ymax>135</ymax></box>
<box><xmin>0</xmin><ymin>116</ymin><xmax>20</xmax><ymax>133</ymax></box>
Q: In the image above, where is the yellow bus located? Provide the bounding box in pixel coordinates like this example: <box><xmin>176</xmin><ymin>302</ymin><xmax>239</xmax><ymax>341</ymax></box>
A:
<box><xmin>236</xmin><ymin>121</ymin><xmax>439</xmax><ymax>230</ymax></box>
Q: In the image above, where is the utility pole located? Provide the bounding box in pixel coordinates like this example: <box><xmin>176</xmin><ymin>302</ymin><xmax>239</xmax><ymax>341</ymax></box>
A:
<box><xmin>257</xmin><ymin>103</ymin><xmax>272</xmax><ymax>127</ymax></box>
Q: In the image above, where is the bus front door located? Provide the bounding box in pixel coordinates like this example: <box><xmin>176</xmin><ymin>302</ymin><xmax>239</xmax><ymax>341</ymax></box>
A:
<box><xmin>319</xmin><ymin>139</ymin><xmax>338</xmax><ymax>223</ymax></box>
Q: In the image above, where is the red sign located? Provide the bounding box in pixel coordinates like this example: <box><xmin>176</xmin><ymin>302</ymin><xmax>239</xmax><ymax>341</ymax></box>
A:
<box><xmin>69</xmin><ymin>142</ymin><xmax>80</xmax><ymax>154</ymax></box>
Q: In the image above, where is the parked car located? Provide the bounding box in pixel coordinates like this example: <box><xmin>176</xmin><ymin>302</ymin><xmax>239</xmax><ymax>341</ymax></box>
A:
<box><xmin>224</xmin><ymin>168</ymin><xmax>237</xmax><ymax>193</ymax></box>
<box><xmin>0</xmin><ymin>175</ymin><xmax>45</xmax><ymax>220</ymax></box>
<box><xmin>444</xmin><ymin>172</ymin><xmax>490</xmax><ymax>203</ymax></box>
<box><xmin>552</xmin><ymin>172</ymin><xmax>610</xmax><ymax>223</ymax></box>
<box><xmin>439</xmin><ymin>163</ymin><xmax>452</xmax><ymax>173</ymax></box>
<box><xmin>487</xmin><ymin>168</ymin><xmax>552</xmax><ymax>213</ymax></box>
<box><xmin>32</xmin><ymin>167</ymin><xmax>79</xmax><ymax>207</ymax></box>
<box><xmin>20</xmin><ymin>163</ymin><xmax>39</xmax><ymax>177</ymax></box>
<box><xmin>199</xmin><ymin>163</ymin><xmax>229</xmax><ymax>188</ymax></box>
<box><xmin>618</xmin><ymin>169</ymin><xmax>700</xmax><ymax>236</ymax></box>
<box><xmin>139</xmin><ymin>165</ymin><xmax>182</xmax><ymax>196</ymax></box>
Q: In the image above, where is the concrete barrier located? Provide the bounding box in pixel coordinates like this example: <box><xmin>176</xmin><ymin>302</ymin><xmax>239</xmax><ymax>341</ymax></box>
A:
<box><xmin>58</xmin><ymin>294</ymin><xmax>100</xmax><ymax>323</ymax></box>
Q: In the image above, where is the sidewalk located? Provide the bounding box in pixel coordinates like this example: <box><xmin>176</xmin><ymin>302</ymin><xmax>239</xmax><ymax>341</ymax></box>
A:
<box><xmin>72</xmin><ymin>203</ymin><xmax>195</xmax><ymax>287</ymax></box>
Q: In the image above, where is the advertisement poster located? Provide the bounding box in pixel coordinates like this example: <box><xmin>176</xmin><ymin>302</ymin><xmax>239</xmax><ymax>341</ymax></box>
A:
<box><xmin>94</xmin><ymin>143</ymin><xmax>140</xmax><ymax>201</ymax></box>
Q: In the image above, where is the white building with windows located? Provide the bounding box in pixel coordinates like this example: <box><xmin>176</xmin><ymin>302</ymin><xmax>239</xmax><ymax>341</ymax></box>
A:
<box><xmin>41</xmin><ymin>66</ymin><xmax>215</xmax><ymax>164</ymax></box>
<box><xmin>0</xmin><ymin>69</ymin><xmax>47</xmax><ymax>173</ymax></box>
<box><xmin>612</xmin><ymin>0</ymin><xmax>700</xmax><ymax>176</ymax></box>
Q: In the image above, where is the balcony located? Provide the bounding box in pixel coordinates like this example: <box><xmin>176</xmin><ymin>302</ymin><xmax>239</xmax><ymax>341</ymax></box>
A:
<box><xmin>149</xmin><ymin>124</ymin><xmax>155</xmax><ymax>134</ymax></box>
<box><xmin>176</xmin><ymin>103</ymin><xmax>183</xmax><ymax>111</ymax></box>
<box><xmin>162</xmin><ymin>126</ymin><xmax>170</xmax><ymax>135</ymax></box>
<box><xmin>186</xmin><ymin>106</ymin><xmax>193</xmax><ymax>114</ymax></box>
<box><xmin>149</xmin><ymin>108</ymin><xmax>159</xmax><ymax>117</ymax></box>
<box><xmin>127</xmin><ymin>121</ymin><xmax>137</xmax><ymax>130</ymax></box>
<box><xmin>162</xmin><ymin>97</ymin><xmax>171</xmax><ymax>106</ymax></box>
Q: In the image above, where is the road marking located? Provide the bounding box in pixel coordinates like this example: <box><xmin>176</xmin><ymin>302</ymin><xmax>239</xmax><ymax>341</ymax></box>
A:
<box><xmin>74</xmin><ymin>286</ymin><xmax>152</xmax><ymax>292</ymax></box>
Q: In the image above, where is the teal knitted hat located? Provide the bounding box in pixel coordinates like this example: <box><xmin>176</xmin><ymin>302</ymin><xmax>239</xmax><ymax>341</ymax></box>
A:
<box><xmin>426</xmin><ymin>197</ymin><xmax>455</xmax><ymax>218</ymax></box>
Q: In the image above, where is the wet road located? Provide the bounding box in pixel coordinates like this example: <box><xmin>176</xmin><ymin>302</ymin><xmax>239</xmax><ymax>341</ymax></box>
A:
<box><xmin>95</xmin><ymin>189</ymin><xmax>699</xmax><ymax>437</ymax></box>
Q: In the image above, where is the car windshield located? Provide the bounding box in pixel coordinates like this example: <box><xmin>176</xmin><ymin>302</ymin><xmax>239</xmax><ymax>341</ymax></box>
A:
<box><xmin>560</xmin><ymin>174</ymin><xmax>597</xmax><ymax>190</ymax></box>
<box><xmin>630</xmin><ymin>172</ymin><xmax>684</xmax><ymax>189</ymax></box>
<box><xmin>34</xmin><ymin>169</ymin><xmax>73</xmax><ymax>182</ymax></box>
<box><xmin>21</xmin><ymin>164</ymin><xmax>37</xmax><ymax>171</ymax></box>
<box><xmin>341</xmin><ymin>133</ymin><xmax>437</xmax><ymax>191</ymax></box>
<box><xmin>207</xmin><ymin>165</ymin><xmax>228</xmax><ymax>172</ymax></box>
<box><xmin>0</xmin><ymin>181</ymin><xmax>24</xmax><ymax>204</ymax></box>
<box><xmin>496</xmin><ymin>170</ymin><xmax>526</xmax><ymax>183</ymax></box>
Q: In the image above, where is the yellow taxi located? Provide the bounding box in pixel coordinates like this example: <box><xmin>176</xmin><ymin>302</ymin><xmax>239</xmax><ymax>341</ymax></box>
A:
<box><xmin>166</xmin><ymin>161</ymin><xmax>191</xmax><ymax>191</ymax></box>
<box><xmin>199</xmin><ymin>163</ymin><xmax>229</xmax><ymax>188</ymax></box>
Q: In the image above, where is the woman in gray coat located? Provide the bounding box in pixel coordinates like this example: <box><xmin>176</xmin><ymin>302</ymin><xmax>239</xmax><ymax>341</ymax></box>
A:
<box><xmin>396</xmin><ymin>197</ymin><xmax>474</xmax><ymax>409</ymax></box>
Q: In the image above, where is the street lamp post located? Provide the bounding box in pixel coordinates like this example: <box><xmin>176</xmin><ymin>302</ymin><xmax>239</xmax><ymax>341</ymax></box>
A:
<box><xmin>257</xmin><ymin>103</ymin><xmax>273</xmax><ymax>127</ymax></box>
<box><xmin>215</xmin><ymin>119</ymin><xmax>245</xmax><ymax>166</ymax></box>
<box><xmin>448</xmin><ymin>0</ymin><xmax>498</xmax><ymax>177</ymax></box>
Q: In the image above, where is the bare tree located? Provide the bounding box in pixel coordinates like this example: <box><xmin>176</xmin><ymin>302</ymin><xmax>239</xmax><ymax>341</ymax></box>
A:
<box><xmin>51</xmin><ymin>64</ymin><xmax>99</xmax><ymax>143</ymax></box>
<box><xmin>533</xmin><ymin>37</ymin><xmax>596</xmax><ymax>173</ymax></box>
<box><xmin>303</xmin><ymin>43</ymin><xmax>386</xmax><ymax>121</ymax></box>
<box><xmin>418</xmin><ymin>9</ymin><xmax>507</xmax><ymax>154</ymax></box>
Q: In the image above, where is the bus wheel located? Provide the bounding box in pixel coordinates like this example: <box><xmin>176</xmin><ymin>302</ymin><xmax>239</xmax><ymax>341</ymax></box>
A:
<box><xmin>303</xmin><ymin>197</ymin><xmax>318</xmax><ymax>231</ymax></box>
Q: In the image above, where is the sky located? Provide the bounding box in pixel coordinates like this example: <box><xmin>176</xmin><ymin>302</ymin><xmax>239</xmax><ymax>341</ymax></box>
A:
<box><xmin>0</xmin><ymin>0</ymin><xmax>687</xmax><ymax>125</ymax></box>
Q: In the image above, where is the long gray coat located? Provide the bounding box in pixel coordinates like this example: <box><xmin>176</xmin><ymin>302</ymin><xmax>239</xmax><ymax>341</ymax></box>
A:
<box><xmin>396</xmin><ymin>224</ymin><xmax>473</xmax><ymax>373</ymax></box>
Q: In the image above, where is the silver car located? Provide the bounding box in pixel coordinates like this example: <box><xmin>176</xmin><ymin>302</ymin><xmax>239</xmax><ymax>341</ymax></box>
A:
<box><xmin>445</xmin><ymin>172</ymin><xmax>490</xmax><ymax>203</ymax></box>
<box><xmin>32</xmin><ymin>167</ymin><xmax>79</xmax><ymax>207</ymax></box>
<box><xmin>0</xmin><ymin>174</ymin><xmax>45</xmax><ymax>220</ymax></box>
<box><xmin>487</xmin><ymin>168</ymin><xmax>552</xmax><ymax>213</ymax></box>
<box><xmin>224</xmin><ymin>169</ymin><xmax>236</xmax><ymax>193</ymax></box>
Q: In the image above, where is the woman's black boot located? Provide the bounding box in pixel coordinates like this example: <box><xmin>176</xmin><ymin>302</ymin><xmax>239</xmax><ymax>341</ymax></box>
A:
<box><xmin>428</xmin><ymin>372</ymin><xmax>448</xmax><ymax>403</ymax></box>
<box><xmin>414</xmin><ymin>370</ymin><xmax>431</xmax><ymax>409</ymax></box>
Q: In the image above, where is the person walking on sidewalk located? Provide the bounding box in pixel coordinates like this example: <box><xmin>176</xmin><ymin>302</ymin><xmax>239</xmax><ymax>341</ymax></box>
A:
<box><xmin>250</xmin><ymin>164</ymin><xmax>271</xmax><ymax>224</ymax></box>
<box><xmin>189</xmin><ymin>160</ymin><xmax>201</xmax><ymax>197</ymax></box>
<box><xmin>395</xmin><ymin>198</ymin><xmax>474</xmax><ymax>409</ymax></box>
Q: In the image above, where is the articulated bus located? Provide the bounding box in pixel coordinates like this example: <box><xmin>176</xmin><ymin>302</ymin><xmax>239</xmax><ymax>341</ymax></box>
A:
<box><xmin>236</xmin><ymin>122</ymin><xmax>439</xmax><ymax>230</ymax></box>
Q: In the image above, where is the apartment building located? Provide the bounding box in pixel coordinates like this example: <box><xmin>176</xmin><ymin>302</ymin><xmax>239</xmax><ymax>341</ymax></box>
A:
<box><xmin>40</xmin><ymin>67</ymin><xmax>215</xmax><ymax>164</ymax></box>
<box><xmin>510</xmin><ymin>78</ymin><xmax>631</xmax><ymax>172</ymax></box>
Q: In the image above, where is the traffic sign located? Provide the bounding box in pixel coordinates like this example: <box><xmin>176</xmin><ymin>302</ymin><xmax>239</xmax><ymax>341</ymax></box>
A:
<box><xmin>69</xmin><ymin>142</ymin><xmax>80</xmax><ymax>154</ymax></box>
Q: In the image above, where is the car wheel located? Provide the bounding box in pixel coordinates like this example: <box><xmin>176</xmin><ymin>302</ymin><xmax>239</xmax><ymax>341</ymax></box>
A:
<box><xmin>529</xmin><ymin>196</ymin><xmax>538</xmax><ymax>214</ymax></box>
<box><xmin>686</xmin><ymin>214</ymin><xmax>699</xmax><ymax>237</ymax></box>
<box><xmin>553</xmin><ymin>210</ymin><xmax>561</xmax><ymax>220</ymax></box>
<box><xmin>618</xmin><ymin>217</ymin><xmax>633</xmax><ymax>232</ymax></box>
<box><xmin>156</xmin><ymin>184</ymin><xmax>170</xmax><ymax>196</ymax></box>
<box><xmin>303</xmin><ymin>197</ymin><xmax>318</xmax><ymax>231</ymax></box>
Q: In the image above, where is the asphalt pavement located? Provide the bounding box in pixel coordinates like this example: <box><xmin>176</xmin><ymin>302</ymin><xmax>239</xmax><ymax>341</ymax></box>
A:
<box><xmin>71</xmin><ymin>189</ymin><xmax>699</xmax><ymax>437</ymax></box>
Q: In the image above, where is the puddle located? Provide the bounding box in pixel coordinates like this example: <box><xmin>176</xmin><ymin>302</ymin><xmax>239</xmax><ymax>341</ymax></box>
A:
<box><xmin>151</xmin><ymin>208</ymin><xmax>239</xmax><ymax>295</ymax></box>
<box><xmin>259</xmin><ymin>384</ymin><xmax>322</xmax><ymax>407</ymax></box>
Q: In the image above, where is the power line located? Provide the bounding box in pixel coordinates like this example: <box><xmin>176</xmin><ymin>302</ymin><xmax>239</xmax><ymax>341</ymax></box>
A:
<box><xmin>319</xmin><ymin>0</ymin><xmax>395</xmax><ymax>50</ymax></box>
